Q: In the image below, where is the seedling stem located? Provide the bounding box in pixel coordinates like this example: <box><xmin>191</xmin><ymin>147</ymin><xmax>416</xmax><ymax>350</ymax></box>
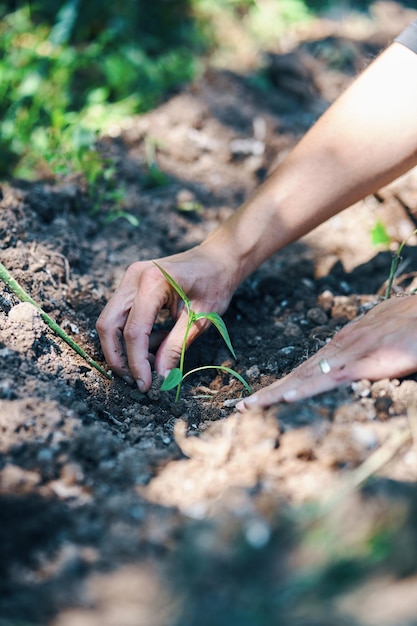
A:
<box><xmin>153</xmin><ymin>262</ymin><xmax>251</xmax><ymax>401</ymax></box>
<box><xmin>385</xmin><ymin>229</ymin><xmax>417</xmax><ymax>299</ymax></box>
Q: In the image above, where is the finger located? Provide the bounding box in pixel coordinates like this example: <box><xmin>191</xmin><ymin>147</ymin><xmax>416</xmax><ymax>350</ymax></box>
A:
<box><xmin>98</xmin><ymin>261</ymin><xmax>189</xmax><ymax>390</ymax></box>
<box><xmin>236</xmin><ymin>365</ymin><xmax>342</xmax><ymax>410</ymax></box>
<box><xmin>123</xmin><ymin>300</ymin><xmax>167</xmax><ymax>391</ymax></box>
<box><xmin>341</xmin><ymin>348</ymin><xmax>417</xmax><ymax>381</ymax></box>
<box><xmin>96</xmin><ymin>302</ymin><xmax>133</xmax><ymax>381</ymax></box>
<box><xmin>237</xmin><ymin>296</ymin><xmax>417</xmax><ymax>411</ymax></box>
<box><xmin>236</xmin><ymin>345</ymin><xmax>354</xmax><ymax>410</ymax></box>
<box><xmin>236</xmin><ymin>339</ymin><xmax>416</xmax><ymax>411</ymax></box>
<box><xmin>246</xmin><ymin>320</ymin><xmax>369</xmax><ymax>406</ymax></box>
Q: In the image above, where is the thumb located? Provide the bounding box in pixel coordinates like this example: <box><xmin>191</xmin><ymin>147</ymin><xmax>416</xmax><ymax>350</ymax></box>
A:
<box><xmin>154</xmin><ymin>309</ymin><xmax>209</xmax><ymax>377</ymax></box>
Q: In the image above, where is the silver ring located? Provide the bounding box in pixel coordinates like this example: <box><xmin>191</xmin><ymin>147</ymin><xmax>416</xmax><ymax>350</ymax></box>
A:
<box><xmin>319</xmin><ymin>358</ymin><xmax>331</xmax><ymax>374</ymax></box>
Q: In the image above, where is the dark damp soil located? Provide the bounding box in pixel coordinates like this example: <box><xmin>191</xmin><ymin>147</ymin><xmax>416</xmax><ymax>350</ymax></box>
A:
<box><xmin>2</xmin><ymin>5</ymin><xmax>417</xmax><ymax>625</ymax></box>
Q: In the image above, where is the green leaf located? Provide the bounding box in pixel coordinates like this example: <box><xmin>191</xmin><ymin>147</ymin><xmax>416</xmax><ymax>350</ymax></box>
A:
<box><xmin>145</xmin><ymin>163</ymin><xmax>170</xmax><ymax>188</ymax></box>
<box><xmin>160</xmin><ymin>368</ymin><xmax>182</xmax><ymax>391</ymax></box>
<box><xmin>105</xmin><ymin>211</ymin><xmax>140</xmax><ymax>227</ymax></box>
<box><xmin>371</xmin><ymin>220</ymin><xmax>391</xmax><ymax>247</ymax></box>
<box><xmin>153</xmin><ymin>262</ymin><xmax>191</xmax><ymax>308</ymax></box>
<box><xmin>195</xmin><ymin>312</ymin><xmax>236</xmax><ymax>358</ymax></box>
<box><xmin>177</xmin><ymin>201</ymin><xmax>202</xmax><ymax>214</ymax></box>
<box><xmin>49</xmin><ymin>0</ymin><xmax>81</xmax><ymax>46</ymax></box>
<box><xmin>183</xmin><ymin>365</ymin><xmax>252</xmax><ymax>395</ymax></box>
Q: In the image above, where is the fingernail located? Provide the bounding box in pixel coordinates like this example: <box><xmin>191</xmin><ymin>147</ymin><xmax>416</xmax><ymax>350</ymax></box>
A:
<box><xmin>236</xmin><ymin>395</ymin><xmax>257</xmax><ymax>411</ymax></box>
<box><xmin>122</xmin><ymin>375</ymin><xmax>134</xmax><ymax>386</ymax></box>
<box><xmin>283</xmin><ymin>389</ymin><xmax>297</xmax><ymax>402</ymax></box>
<box><xmin>163</xmin><ymin>369</ymin><xmax>171</xmax><ymax>379</ymax></box>
<box><xmin>136</xmin><ymin>378</ymin><xmax>146</xmax><ymax>393</ymax></box>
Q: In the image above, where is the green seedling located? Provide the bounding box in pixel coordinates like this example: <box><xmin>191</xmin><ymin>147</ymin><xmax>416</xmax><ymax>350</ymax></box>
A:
<box><xmin>385</xmin><ymin>228</ymin><xmax>417</xmax><ymax>299</ymax></box>
<box><xmin>0</xmin><ymin>261</ymin><xmax>112</xmax><ymax>380</ymax></box>
<box><xmin>143</xmin><ymin>139</ymin><xmax>170</xmax><ymax>188</ymax></box>
<box><xmin>104</xmin><ymin>210</ymin><xmax>140</xmax><ymax>228</ymax></box>
<box><xmin>153</xmin><ymin>262</ymin><xmax>251</xmax><ymax>401</ymax></box>
<box><xmin>177</xmin><ymin>200</ymin><xmax>203</xmax><ymax>215</ymax></box>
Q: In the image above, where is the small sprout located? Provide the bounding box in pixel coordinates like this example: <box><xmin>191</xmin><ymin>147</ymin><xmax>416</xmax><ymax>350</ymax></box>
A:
<box><xmin>143</xmin><ymin>139</ymin><xmax>169</xmax><ymax>188</ymax></box>
<box><xmin>177</xmin><ymin>200</ymin><xmax>203</xmax><ymax>214</ymax></box>
<box><xmin>104</xmin><ymin>210</ymin><xmax>140</xmax><ymax>227</ymax></box>
<box><xmin>385</xmin><ymin>228</ymin><xmax>417</xmax><ymax>299</ymax></box>
<box><xmin>176</xmin><ymin>190</ymin><xmax>202</xmax><ymax>215</ymax></box>
<box><xmin>153</xmin><ymin>262</ymin><xmax>251</xmax><ymax>401</ymax></box>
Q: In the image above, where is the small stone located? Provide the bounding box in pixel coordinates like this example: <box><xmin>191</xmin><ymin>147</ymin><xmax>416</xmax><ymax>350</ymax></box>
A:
<box><xmin>245</xmin><ymin>364</ymin><xmax>260</xmax><ymax>378</ymax></box>
<box><xmin>306</xmin><ymin>307</ymin><xmax>328</xmax><ymax>325</ymax></box>
<box><xmin>351</xmin><ymin>380</ymin><xmax>371</xmax><ymax>398</ymax></box>
<box><xmin>374</xmin><ymin>395</ymin><xmax>393</xmax><ymax>420</ymax></box>
<box><xmin>284</xmin><ymin>322</ymin><xmax>302</xmax><ymax>338</ymax></box>
<box><xmin>8</xmin><ymin>301</ymin><xmax>41</xmax><ymax>324</ymax></box>
<box><xmin>61</xmin><ymin>462</ymin><xmax>85</xmax><ymax>485</ymax></box>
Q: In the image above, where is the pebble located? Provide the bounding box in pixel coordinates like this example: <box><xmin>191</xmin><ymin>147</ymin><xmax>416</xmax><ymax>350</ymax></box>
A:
<box><xmin>244</xmin><ymin>518</ymin><xmax>271</xmax><ymax>548</ymax></box>
<box><xmin>351</xmin><ymin>380</ymin><xmax>371</xmax><ymax>398</ymax></box>
<box><xmin>37</xmin><ymin>448</ymin><xmax>54</xmax><ymax>463</ymax></box>
<box><xmin>351</xmin><ymin>424</ymin><xmax>378</xmax><ymax>450</ymax></box>
<box><xmin>245</xmin><ymin>364</ymin><xmax>260</xmax><ymax>378</ymax></box>
<box><xmin>61</xmin><ymin>462</ymin><xmax>85</xmax><ymax>485</ymax></box>
<box><xmin>284</xmin><ymin>322</ymin><xmax>302</xmax><ymax>338</ymax></box>
<box><xmin>306</xmin><ymin>307</ymin><xmax>328</xmax><ymax>325</ymax></box>
<box><xmin>8</xmin><ymin>301</ymin><xmax>41</xmax><ymax>325</ymax></box>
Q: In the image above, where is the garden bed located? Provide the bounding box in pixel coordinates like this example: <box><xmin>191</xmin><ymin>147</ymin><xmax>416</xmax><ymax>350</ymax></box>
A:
<box><xmin>2</xmin><ymin>5</ymin><xmax>417</xmax><ymax>624</ymax></box>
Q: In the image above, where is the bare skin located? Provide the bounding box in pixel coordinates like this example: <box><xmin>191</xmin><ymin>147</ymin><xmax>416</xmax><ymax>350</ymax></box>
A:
<box><xmin>236</xmin><ymin>296</ymin><xmax>417</xmax><ymax>410</ymax></box>
<box><xmin>96</xmin><ymin>41</ymin><xmax>417</xmax><ymax>404</ymax></box>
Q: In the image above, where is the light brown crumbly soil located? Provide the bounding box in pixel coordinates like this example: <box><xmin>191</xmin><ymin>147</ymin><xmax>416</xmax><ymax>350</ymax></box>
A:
<box><xmin>2</xmin><ymin>5</ymin><xmax>417</xmax><ymax>625</ymax></box>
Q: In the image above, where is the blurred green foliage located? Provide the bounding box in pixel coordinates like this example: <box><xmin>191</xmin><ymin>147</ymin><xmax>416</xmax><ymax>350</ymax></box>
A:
<box><xmin>169</xmin><ymin>484</ymin><xmax>417</xmax><ymax>625</ymax></box>
<box><xmin>0</xmin><ymin>0</ymin><xmax>202</xmax><ymax>180</ymax></box>
<box><xmin>0</xmin><ymin>0</ymin><xmax>326</xmax><ymax>183</ymax></box>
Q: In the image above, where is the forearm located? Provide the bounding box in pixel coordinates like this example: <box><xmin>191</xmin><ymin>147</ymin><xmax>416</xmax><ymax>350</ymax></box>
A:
<box><xmin>200</xmin><ymin>42</ymin><xmax>417</xmax><ymax>288</ymax></box>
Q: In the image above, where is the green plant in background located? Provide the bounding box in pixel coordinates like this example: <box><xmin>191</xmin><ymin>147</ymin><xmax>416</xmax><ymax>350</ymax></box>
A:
<box><xmin>370</xmin><ymin>220</ymin><xmax>392</xmax><ymax>248</ymax></box>
<box><xmin>0</xmin><ymin>0</ymin><xmax>324</xmax><ymax>188</ymax></box>
<box><xmin>385</xmin><ymin>228</ymin><xmax>417</xmax><ymax>299</ymax></box>
<box><xmin>87</xmin><ymin>162</ymin><xmax>140</xmax><ymax>227</ymax></box>
<box><xmin>143</xmin><ymin>139</ymin><xmax>170</xmax><ymax>189</ymax></box>
<box><xmin>177</xmin><ymin>200</ymin><xmax>203</xmax><ymax>214</ymax></box>
<box><xmin>0</xmin><ymin>0</ymin><xmax>200</xmax><ymax>182</ymax></box>
<box><xmin>154</xmin><ymin>262</ymin><xmax>252</xmax><ymax>401</ymax></box>
<box><xmin>0</xmin><ymin>0</ymin><xmax>321</xmax><ymax>185</ymax></box>
<box><xmin>247</xmin><ymin>0</ymin><xmax>311</xmax><ymax>43</ymax></box>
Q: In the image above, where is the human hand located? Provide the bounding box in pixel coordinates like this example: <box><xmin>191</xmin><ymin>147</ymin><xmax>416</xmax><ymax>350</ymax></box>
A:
<box><xmin>236</xmin><ymin>295</ymin><xmax>417</xmax><ymax>410</ymax></box>
<box><xmin>96</xmin><ymin>246</ymin><xmax>236</xmax><ymax>392</ymax></box>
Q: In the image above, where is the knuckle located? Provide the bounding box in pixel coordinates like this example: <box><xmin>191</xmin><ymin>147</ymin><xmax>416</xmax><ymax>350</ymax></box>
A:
<box><xmin>127</xmin><ymin>261</ymin><xmax>158</xmax><ymax>282</ymax></box>
<box><xmin>125</xmin><ymin>260</ymin><xmax>145</xmax><ymax>277</ymax></box>
<box><xmin>331</xmin><ymin>364</ymin><xmax>351</xmax><ymax>384</ymax></box>
<box><xmin>168</xmin><ymin>344</ymin><xmax>183</xmax><ymax>360</ymax></box>
<box><xmin>95</xmin><ymin>316</ymin><xmax>107</xmax><ymax>335</ymax></box>
<box><xmin>105</xmin><ymin>358</ymin><xmax>120</xmax><ymax>371</ymax></box>
<box><xmin>123</xmin><ymin>323</ymin><xmax>140</xmax><ymax>343</ymax></box>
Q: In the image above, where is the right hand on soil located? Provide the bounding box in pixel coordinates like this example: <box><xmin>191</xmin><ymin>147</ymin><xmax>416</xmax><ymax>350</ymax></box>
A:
<box><xmin>236</xmin><ymin>295</ymin><xmax>417</xmax><ymax>410</ymax></box>
<box><xmin>96</xmin><ymin>247</ymin><xmax>235</xmax><ymax>392</ymax></box>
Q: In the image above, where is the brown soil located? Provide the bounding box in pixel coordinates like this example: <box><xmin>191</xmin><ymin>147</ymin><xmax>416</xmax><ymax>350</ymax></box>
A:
<box><xmin>2</xmin><ymin>5</ymin><xmax>417</xmax><ymax>626</ymax></box>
